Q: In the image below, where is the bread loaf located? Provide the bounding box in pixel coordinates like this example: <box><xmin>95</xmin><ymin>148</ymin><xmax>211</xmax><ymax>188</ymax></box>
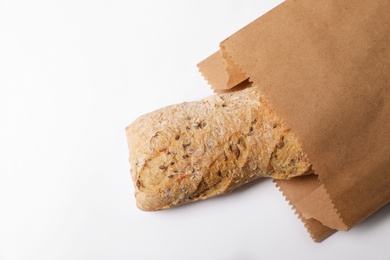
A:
<box><xmin>126</xmin><ymin>86</ymin><xmax>312</xmax><ymax>211</ymax></box>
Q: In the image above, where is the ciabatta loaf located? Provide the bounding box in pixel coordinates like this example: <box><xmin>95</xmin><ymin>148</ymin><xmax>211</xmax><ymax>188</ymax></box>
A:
<box><xmin>126</xmin><ymin>87</ymin><xmax>312</xmax><ymax>211</ymax></box>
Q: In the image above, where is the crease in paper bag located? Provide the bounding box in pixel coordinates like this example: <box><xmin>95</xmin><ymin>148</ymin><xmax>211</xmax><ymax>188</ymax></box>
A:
<box><xmin>276</xmin><ymin>176</ymin><xmax>347</xmax><ymax>231</ymax></box>
<box><xmin>198</xmin><ymin>48</ymin><xmax>247</xmax><ymax>92</ymax></box>
<box><xmin>274</xmin><ymin>176</ymin><xmax>337</xmax><ymax>242</ymax></box>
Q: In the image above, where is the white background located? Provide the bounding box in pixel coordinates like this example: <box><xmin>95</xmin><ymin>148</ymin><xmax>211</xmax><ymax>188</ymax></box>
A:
<box><xmin>0</xmin><ymin>0</ymin><xmax>389</xmax><ymax>259</ymax></box>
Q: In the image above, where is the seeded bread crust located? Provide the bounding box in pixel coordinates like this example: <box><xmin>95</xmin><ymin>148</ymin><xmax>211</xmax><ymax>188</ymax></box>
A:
<box><xmin>126</xmin><ymin>87</ymin><xmax>312</xmax><ymax>211</ymax></box>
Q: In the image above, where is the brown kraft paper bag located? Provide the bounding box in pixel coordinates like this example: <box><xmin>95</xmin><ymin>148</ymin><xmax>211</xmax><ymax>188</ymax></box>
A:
<box><xmin>198</xmin><ymin>0</ymin><xmax>390</xmax><ymax>242</ymax></box>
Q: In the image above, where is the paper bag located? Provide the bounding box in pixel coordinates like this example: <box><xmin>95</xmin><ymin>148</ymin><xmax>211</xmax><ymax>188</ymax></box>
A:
<box><xmin>198</xmin><ymin>0</ymin><xmax>390</xmax><ymax>241</ymax></box>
